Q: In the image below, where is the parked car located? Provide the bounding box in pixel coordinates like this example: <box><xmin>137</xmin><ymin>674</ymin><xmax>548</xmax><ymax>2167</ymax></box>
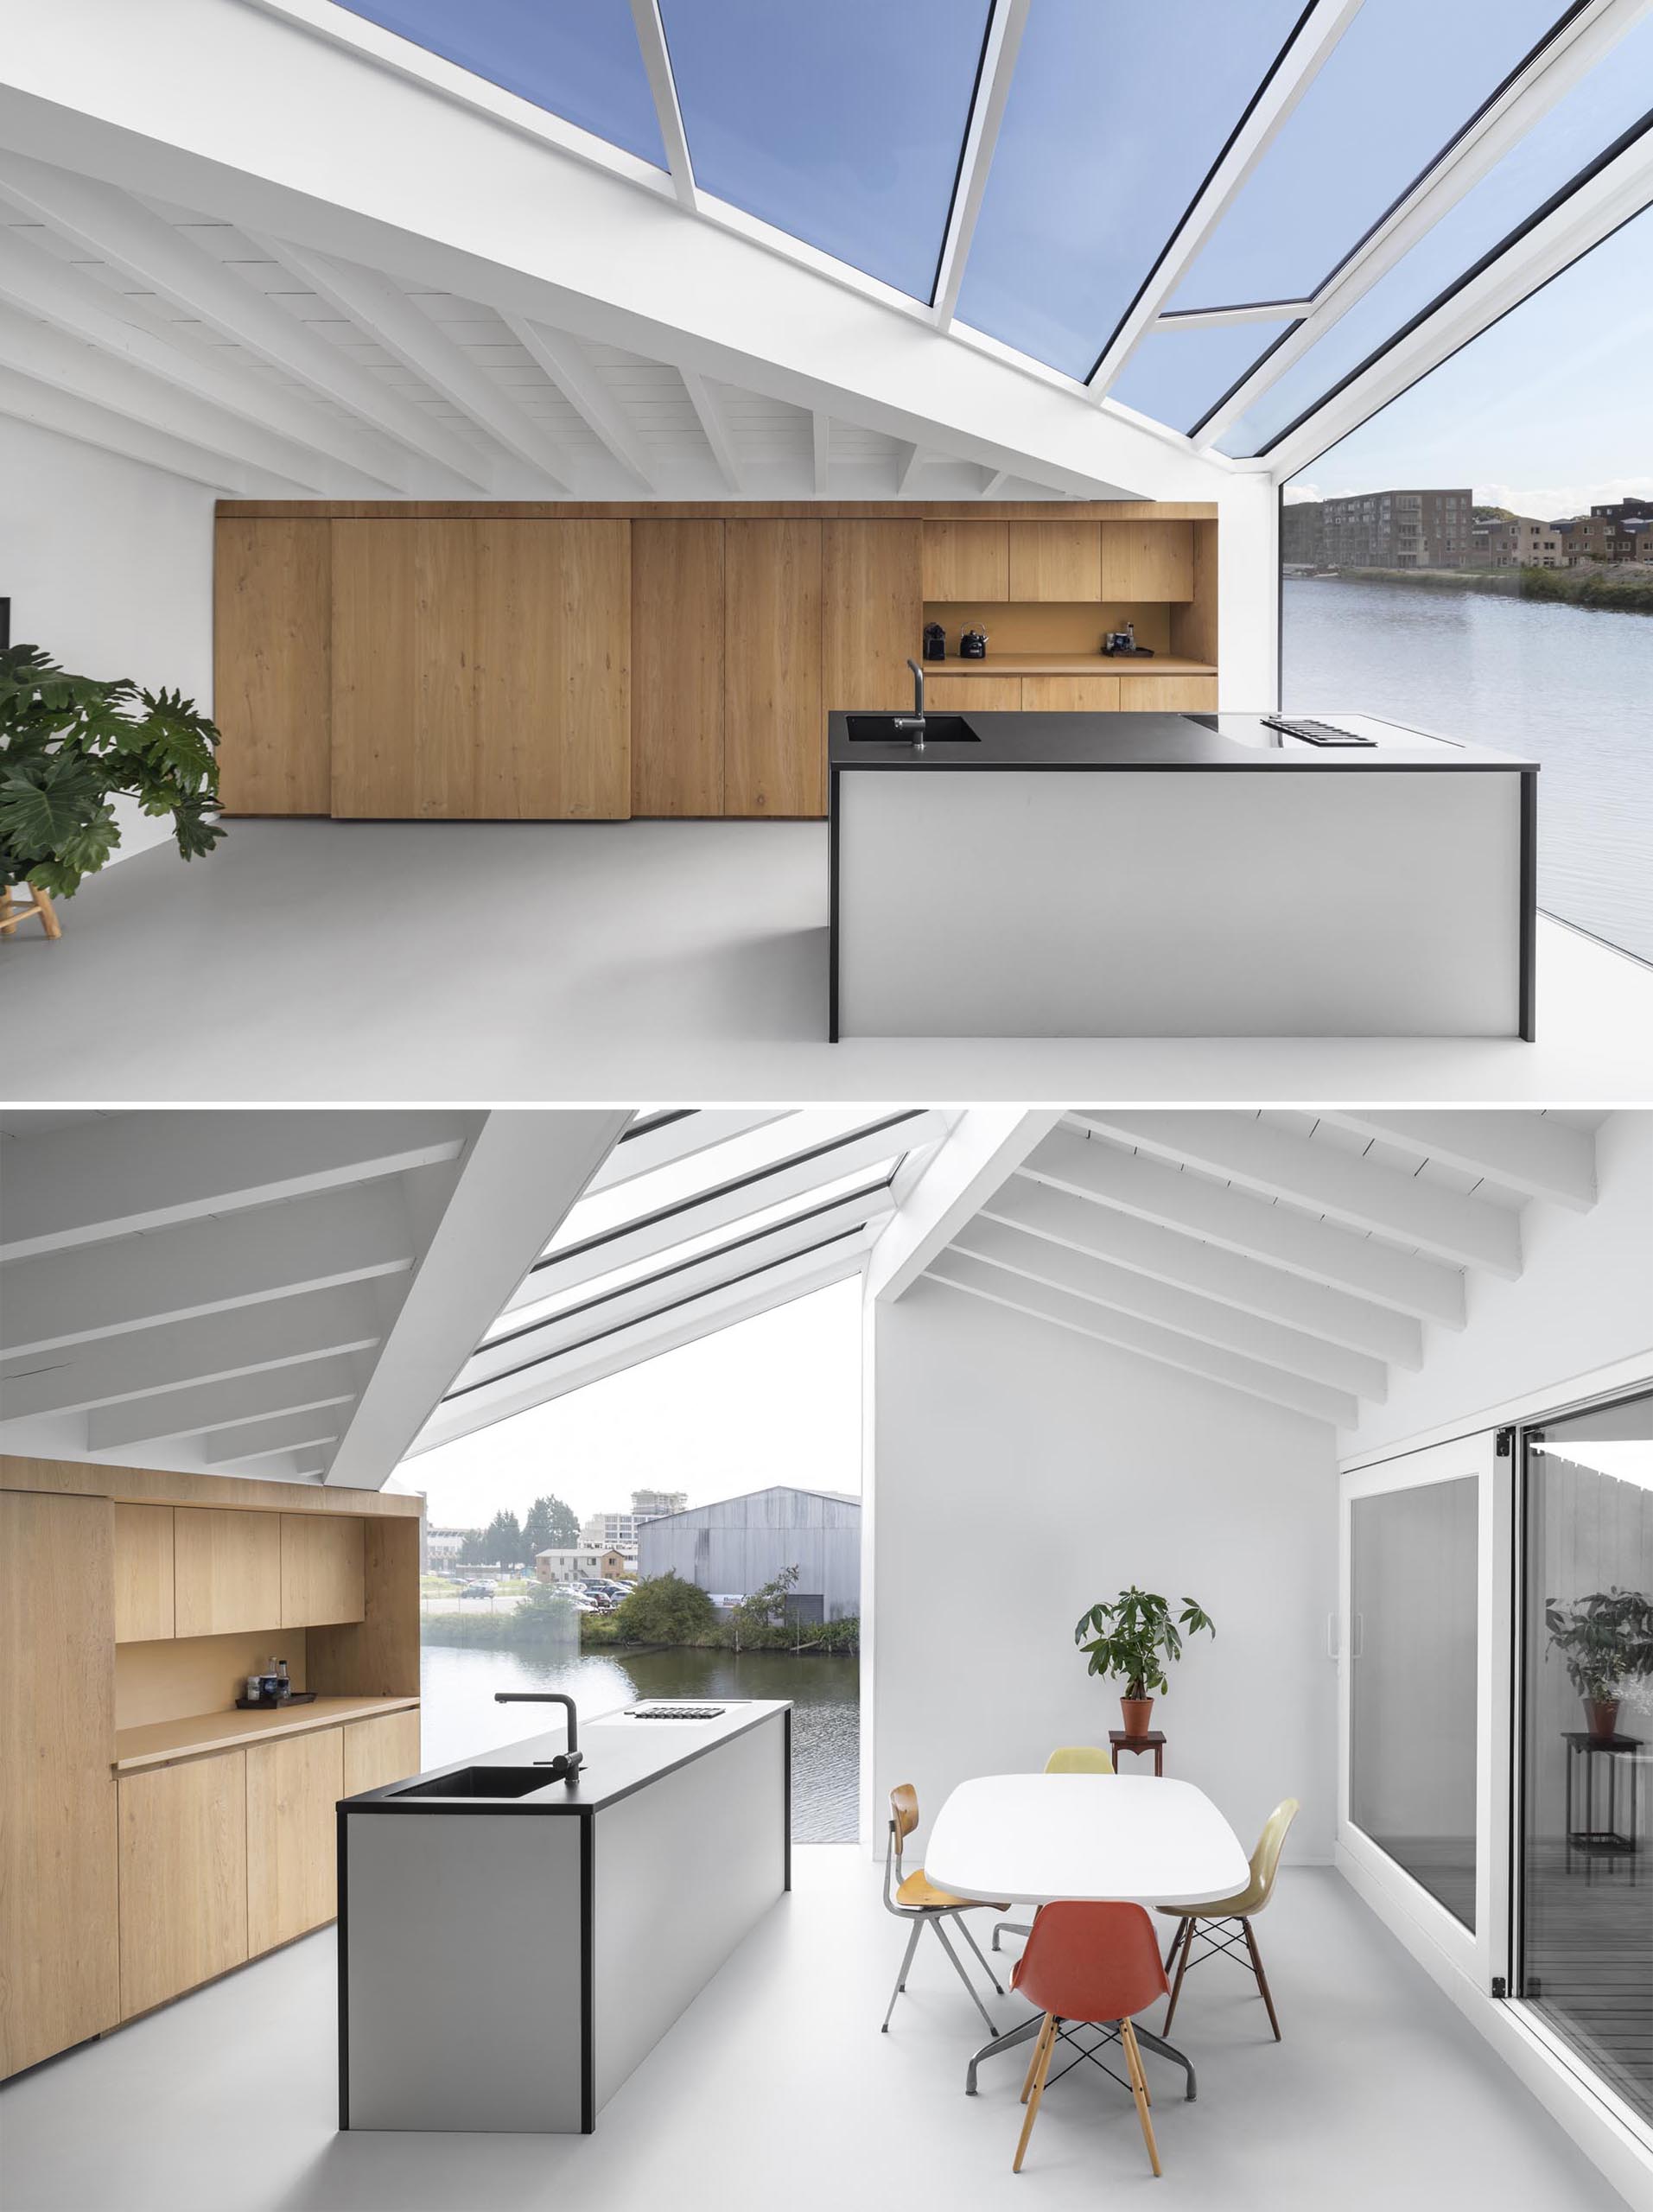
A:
<box><xmin>553</xmin><ymin>1585</ymin><xmax>601</xmax><ymax>1612</ymax></box>
<box><xmin>461</xmin><ymin>1580</ymin><xmax>494</xmax><ymax>1599</ymax></box>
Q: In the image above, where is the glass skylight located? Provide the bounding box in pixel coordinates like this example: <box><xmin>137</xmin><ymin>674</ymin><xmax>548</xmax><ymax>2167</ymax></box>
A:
<box><xmin>1109</xmin><ymin>316</ymin><xmax>1296</xmax><ymax>436</ymax></box>
<box><xmin>1167</xmin><ymin>0</ymin><xmax>1572</xmax><ymax>312</ymax></box>
<box><xmin>1217</xmin><ymin>12</ymin><xmax>1653</xmax><ymax>456</ymax></box>
<box><xmin>658</xmin><ymin>0</ymin><xmax>992</xmax><ymax>300</ymax></box>
<box><xmin>957</xmin><ymin>0</ymin><xmax>1307</xmax><ymax>379</ymax></box>
<box><xmin>334</xmin><ymin>0</ymin><xmax>665</xmax><ymax>165</ymax></box>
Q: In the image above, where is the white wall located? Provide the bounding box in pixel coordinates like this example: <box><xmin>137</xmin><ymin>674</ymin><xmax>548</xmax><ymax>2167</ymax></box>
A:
<box><xmin>1345</xmin><ymin>1111</ymin><xmax>1653</xmax><ymax>1461</ymax></box>
<box><xmin>0</xmin><ymin>415</ymin><xmax>216</xmax><ymax>870</ymax></box>
<box><xmin>870</xmin><ymin>1279</ymin><xmax>1339</xmax><ymax>1864</ymax></box>
<box><xmin>1216</xmin><ymin>470</ymin><xmax>1280</xmax><ymax>711</ymax></box>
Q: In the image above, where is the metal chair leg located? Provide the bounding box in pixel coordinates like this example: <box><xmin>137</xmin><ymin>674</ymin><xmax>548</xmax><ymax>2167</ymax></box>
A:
<box><xmin>992</xmin><ymin>1917</ymin><xmax>1032</xmax><ymax>1954</ymax></box>
<box><xmin>950</xmin><ymin>1911</ymin><xmax>1007</xmax><ymax>1996</ymax></box>
<box><xmin>1162</xmin><ymin>1916</ymin><xmax>1196</xmax><ymax>2035</ymax></box>
<box><xmin>931</xmin><ymin>1916</ymin><xmax>1000</xmax><ymax>2036</ymax></box>
<box><xmin>1242</xmin><ymin>1916</ymin><xmax>1282</xmax><ymax>2040</ymax></box>
<box><xmin>881</xmin><ymin>1918</ymin><xmax>923</xmax><ymax>2031</ymax></box>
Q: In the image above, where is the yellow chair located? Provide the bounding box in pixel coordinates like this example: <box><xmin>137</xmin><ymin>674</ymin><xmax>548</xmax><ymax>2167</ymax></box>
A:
<box><xmin>1158</xmin><ymin>1796</ymin><xmax>1300</xmax><ymax>2040</ymax></box>
<box><xmin>881</xmin><ymin>1784</ymin><xmax>1008</xmax><ymax>2035</ymax></box>
<box><xmin>991</xmin><ymin>1747</ymin><xmax>1116</xmax><ymax>1954</ymax></box>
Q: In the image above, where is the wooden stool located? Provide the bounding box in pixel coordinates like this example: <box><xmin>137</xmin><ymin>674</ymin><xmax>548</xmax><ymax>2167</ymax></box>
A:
<box><xmin>1109</xmin><ymin>1729</ymin><xmax>1167</xmax><ymax>1777</ymax></box>
<box><xmin>0</xmin><ymin>882</ymin><xmax>61</xmax><ymax>940</ymax></box>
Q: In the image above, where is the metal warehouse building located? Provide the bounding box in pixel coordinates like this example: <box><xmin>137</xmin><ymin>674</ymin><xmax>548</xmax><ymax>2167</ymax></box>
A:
<box><xmin>636</xmin><ymin>1485</ymin><xmax>861</xmax><ymax>1623</ymax></box>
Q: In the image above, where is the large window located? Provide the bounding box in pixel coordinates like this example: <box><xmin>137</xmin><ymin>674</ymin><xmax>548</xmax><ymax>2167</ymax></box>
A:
<box><xmin>1521</xmin><ymin>1388</ymin><xmax>1653</xmax><ymax>2126</ymax></box>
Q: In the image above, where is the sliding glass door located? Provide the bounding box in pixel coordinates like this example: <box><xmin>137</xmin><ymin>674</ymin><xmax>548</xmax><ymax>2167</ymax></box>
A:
<box><xmin>1519</xmin><ymin>1387</ymin><xmax>1653</xmax><ymax>2128</ymax></box>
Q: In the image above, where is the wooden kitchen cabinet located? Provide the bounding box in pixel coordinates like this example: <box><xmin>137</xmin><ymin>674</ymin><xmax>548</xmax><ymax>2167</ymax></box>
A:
<box><xmin>921</xmin><ymin>520</ymin><xmax>1008</xmax><ymax>601</ymax></box>
<box><xmin>247</xmin><ymin>1726</ymin><xmax>344</xmax><ymax>1955</ymax></box>
<box><xmin>1020</xmin><ymin>675</ymin><xmax>1122</xmax><ymax>712</ymax></box>
<box><xmin>330</xmin><ymin>518</ymin><xmax>477</xmax><ymax>818</ymax></box>
<box><xmin>173</xmin><ymin>1508</ymin><xmax>281</xmax><ymax>1639</ymax></box>
<box><xmin>1119</xmin><ymin>674</ymin><xmax>1217</xmax><ymax>711</ymax></box>
<box><xmin>823</xmin><ymin>521</ymin><xmax>924</xmax><ymax>712</ymax></box>
<box><xmin>1100</xmin><ymin>519</ymin><xmax>1194</xmax><ymax>601</ymax></box>
<box><xmin>343</xmin><ymin>1707</ymin><xmax>423</xmax><ymax>1798</ymax></box>
<box><xmin>1008</xmin><ymin>522</ymin><xmax>1101</xmax><ymax>601</ymax></box>
<box><xmin>922</xmin><ymin>675</ymin><xmax>1021</xmax><ymax>709</ymax></box>
<box><xmin>114</xmin><ymin>1503</ymin><xmax>175</xmax><ymax>1643</ymax></box>
<box><xmin>214</xmin><ymin>516</ymin><xmax>332</xmax><ymax>815</ymax></box>
<box><xmin>281</xmin><ymin>1513</ymin><xmax>365</xmax><ymax>1628</ymax></box>
<box><xmin>632</xmin><ymin>519</ymin><xmax>725</xmax><ymax>815</ymax></box>
<box><xmin>724</xmin><ymin>518</ymin><xmax>823</xmax><ymax>816</ymax></box>
<box><xmin>118</xmin><ymin>1752</ymin><xmax>248</xmax><ymax>2018</ymax></box>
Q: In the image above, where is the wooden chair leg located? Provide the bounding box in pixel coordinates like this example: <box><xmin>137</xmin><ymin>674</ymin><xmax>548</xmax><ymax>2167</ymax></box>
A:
<box><xmin>1162</xmin><ymin>1916</ymin><xmax>1195</xmax><ymax>2034</ymax></box>
<box><xmin>1121</xmin><ymin>2019</ymin><xmax>1162</xmax><ymax>2177</ymax></box>
<box><xmin>1162</xmin><ymin>1916</ymin><xmax>1188</xmax><ymax>1974</ymax></box>
<box><xmin>0</xmin><ymin>883</ymin><xmax>12</xmax><ymax>932</ymax></box>
<box><xmin>1242</xmin><ymin>1917</ymin><xmax>1282</xmax><ymax>2041</ymax></box>
<box><xmin>1013</xmin><ymin>2013</ymin><xmax>1057</xmax><ymax>2172</ymax></box>
<box><xmin>1020</xmin><ymin>2011</ymin><xmax>1055</xmax><ymax>2104</ymax></box>
<box><xmin>33</xmin><ymin>886</ymin><xmax>61</xmax><ymax>939</ymax></box>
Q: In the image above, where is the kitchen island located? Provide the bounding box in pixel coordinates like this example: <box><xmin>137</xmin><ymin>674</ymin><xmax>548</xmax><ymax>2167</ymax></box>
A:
<box><xmin>829</xmin><ymin>709</ymin><xmax>1536</xmax><ymax>1040</ymax></box>
<box><xmin>338</xmin><ymin>1698</ymin><xmax>790</xmax><ymax>2133</ymax></box>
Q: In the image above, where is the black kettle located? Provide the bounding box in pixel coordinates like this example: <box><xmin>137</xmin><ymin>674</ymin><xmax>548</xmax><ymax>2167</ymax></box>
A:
<box><xmin>959</xmin><ymin>623</ymin><xmax>989</xmax><ymax>659</ymax></box>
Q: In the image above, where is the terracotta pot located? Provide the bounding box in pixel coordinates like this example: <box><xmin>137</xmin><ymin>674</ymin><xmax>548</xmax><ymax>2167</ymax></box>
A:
<box><xmin>1586</xmin><ymin>1697</ymin><xmax>1621</xmax><ymax>1743</ymax></box>
<box><xmin>1121</xmin><ymin>1695</ymin><xmax>1154</xmax><ymax>1737</ymax></box>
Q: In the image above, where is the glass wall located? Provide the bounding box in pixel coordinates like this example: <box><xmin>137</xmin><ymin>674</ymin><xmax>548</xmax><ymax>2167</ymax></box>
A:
<box><xmin>1350</xmin><ymin>1478</ymin><xmax>1478</xmax><ymax>1927</ymax></box>
<box><xmin>1281</xmin><ymin>206</ymin><xmax>1653</xmax><ymax>965</ymax></box>
<box><xmin>1521</xmin><ymin>1388</ymin><xmax>1653</xmax><ymax>2125</ymax></box>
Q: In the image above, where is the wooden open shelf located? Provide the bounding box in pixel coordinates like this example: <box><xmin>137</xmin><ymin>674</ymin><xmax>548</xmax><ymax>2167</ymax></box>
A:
<box><xmin>919</xmin><ymin>652</ymin><xmax>1217</xmax><ymax>677</ymax></box>
<box><xmin>114</xmin><ymin>1694</ymin><xmax>421</xmax><ymax>1773</ymax></box>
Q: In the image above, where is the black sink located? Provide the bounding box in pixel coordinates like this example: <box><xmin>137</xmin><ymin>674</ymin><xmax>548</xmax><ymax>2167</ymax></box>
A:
<box><xmin>844</xmin><ymin>713</ymin><xmax>982</xmax><ymax>743</ymax></box>
<box><xmin>391</xmin><ymin>1764</ymin><xmax>555</xmax><ymax>1800</ymax></box>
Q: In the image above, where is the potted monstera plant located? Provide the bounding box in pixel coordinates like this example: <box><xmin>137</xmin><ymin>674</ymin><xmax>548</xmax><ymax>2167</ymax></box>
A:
<box><xmin>0</xmin><ymin>642</ymin><xmax>225</xmax><ymax>913</ymax></box>
<box><xmin>1075</xmin><ymin>1585</ymin><xmax>1214</xmax><ymax>1735</ymax></box>
<box><xmin>1546</xmin><ymin>1586</ymin><xmax>1653</xmax><ymax>1741</ymax></box>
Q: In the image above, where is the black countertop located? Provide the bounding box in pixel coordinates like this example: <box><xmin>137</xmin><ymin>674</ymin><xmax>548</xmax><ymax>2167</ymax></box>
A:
<box><xmin>828</xmin><ymin>709</ymin><xmax>1537</xmax><ymax>772</ymax></box>
<box><xmin>341</xmin><ymin>1698</ymin><xmax>791</xmax><ymax>1816</ymax></box>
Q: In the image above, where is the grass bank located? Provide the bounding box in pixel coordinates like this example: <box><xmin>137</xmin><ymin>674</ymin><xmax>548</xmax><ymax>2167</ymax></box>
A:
<box><xmin>1333</xmin><ymin>564</ymin><xmax>1653</xmax><ymax>613</ymax></box>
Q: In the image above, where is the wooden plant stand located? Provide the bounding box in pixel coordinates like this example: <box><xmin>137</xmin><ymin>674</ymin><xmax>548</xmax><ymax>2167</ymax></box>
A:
<box><xmin>0</xmin><ymin>882</ymin><xmax>61</xmax><ymax>940</ymax></box>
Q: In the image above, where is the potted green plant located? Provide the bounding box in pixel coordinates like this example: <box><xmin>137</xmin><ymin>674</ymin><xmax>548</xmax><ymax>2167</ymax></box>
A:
<box><xmin>1545</xmin><ymin>1586</ymin><xmax>1653</xmax><ymax>1741</ymax></box>
<box><xmin>0</xmin><ymin>641</ymin><xmax>225</xmax><ymax>908</ymax></box>
<box><xmin>1074</xmin><ymin>1585</ymin><xmax>1214</xmax><ymax>1736</ymax></box>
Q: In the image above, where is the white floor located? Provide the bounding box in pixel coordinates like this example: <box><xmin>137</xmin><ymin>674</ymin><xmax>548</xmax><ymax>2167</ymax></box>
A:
<box><xmin>4</xmin><ymin>820</ymin><xmax>1651</xmax><ymax>1102</ymax></box>
<box><xmin>0</xmin><ymin>1851</ymin><xmax>1628</xmax><ymax>2212</ymax></box>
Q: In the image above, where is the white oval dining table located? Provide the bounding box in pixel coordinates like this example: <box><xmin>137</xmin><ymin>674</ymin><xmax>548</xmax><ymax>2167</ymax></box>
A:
<box><xmin>924</xmin><ymin>1773</ymin><xmax>1250</xmax><ymax>2100</ymax></box>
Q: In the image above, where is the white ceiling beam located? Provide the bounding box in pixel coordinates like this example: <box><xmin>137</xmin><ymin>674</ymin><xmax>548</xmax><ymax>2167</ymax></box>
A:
<box><xmin>894</xmin><ymin>441</ymin><xmax>925</xmax><ymax>496</ymax></box>
<box><xmin>0</xmin><ymin>217</ymin><xmax>410</xmax><ymax>490</ymax></box>
<box><xmin>979</xmin><ymin>467</ymin><xmax>1013</xmax><ymax>498</ymax></box>
<box><xmin>627</xmin><ymin>0</ymin><xmax>696</xmax><ymax>211</ymax></box>
<box><xmin>811</xmin><ymin>411</ymin><xmax>830</xmax><ymax>495</ymax></box>
<box><xmin>412</xmin><ymin>1238</ymin><xmax>868</xmax><ymax>1452</ymax></box>
<box><xmin>868</xmin><ymin>1110</ymin><xmax>1060</xmax><ymax>1304</ymax></box>
<box><xmin>86</xmin><ymin>1355</ymin><xmax>365</xmax><ymax>1452</ymax></box>
<box><xmin>0</xmin><ymin>1176</ymin><xmax>421</xmax><ymax>1357</ymax></box>
<box><xmin>986</xmin><ymin>1171</ymin><xmax>1424</xmax><ymax>1370</ymax></box>
<box><xmin>583</xmin><ymin>1109</ymin><xmax>792</xmax><ymax>1197</ymax></box>
<box><xmin>925</xmin><ymin>1255</ymin><xmax>1357</xmax><ymax>1427</ymax></box>
<box><xmin>1195</xmin><ymin>0</ymin><xmax>1644</xmax><ymax>451</ymax></box>
<box><xmin>1075</xmin><ymin>1112</ymin><xmax>1522</xmax><ymax>1277</ymax></box>
<box><xmin>1088</xmin><ymin>0</ymin><xmax>1364</xmax><ymax>397</ymax></box>
<box><xmin>0</xmin><ymin>361</ymin><xmax>245</xmax><ymax>492</ymax></box>
<box><xmin>932</xmin><ymin>0</ymin><xmax>1030</xmax><ymax>330</ymax></box>
<box><xmin>0</xmin><ymin>1109</ymin><xmax>471</xmax><ymax>1263</ymax></box>
<box><xmin>1155</xmin><ymin>301</ymin><xmax>1314</xmax><ymax>332</ymax></box>
<box><xmin>1020</xmin><ymin>1126</ymin><xmax>1465</xmax><ymax>1326</ymax></box>
<box><xmin>679</xmin><ymin>365</ymin><xmax>746</xmax><ymax>493</ymax></box>
<box><xmin>503</xmin><ymin>316</ymin><xmax>654</xmax><ymax>493</ymax></box>
<box><xmin>1322</xmin><ymin>1111</ymin><xmax>1598</xmax><ymax>1212</ymax></box>
<box><xmin>203</xmin><ymin>1408</ymin><xmax>345</xmax><ymax>1467</ymax></box>
<box><xmin>507</xmin><ymin>1110</ymin><xmax>950</xmax><ymax>1309</ymax></box>
<box><xmin>950</xmin><ymin>1216</ymin><xmax>1387</xmax><ymax>1402</ymax></box>
<box><xmin>325</xmin><ymin>1109</ymin><xmax>629</xmax><ymax>1490</ymax></box>
<box><xmin>0</xmin><ymin>1284</ymin><xmax>383</xmax><ymax>1421</ymax></box>
<box><xmin>256</xmin><ymin>238</ymin><xmax>575</xmax><ymax>488</ymax></box>
<box><xmin>0</xmin><ymin>152</ymin><xmax>495</xmax><ymax>489</ymax></box>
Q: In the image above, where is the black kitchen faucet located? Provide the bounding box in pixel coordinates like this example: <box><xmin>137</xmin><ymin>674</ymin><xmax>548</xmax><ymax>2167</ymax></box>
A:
<box><xmin>493</xmin><ymin>1691</ymin><xmax>585</xmax><ymax>1780</ymax></box>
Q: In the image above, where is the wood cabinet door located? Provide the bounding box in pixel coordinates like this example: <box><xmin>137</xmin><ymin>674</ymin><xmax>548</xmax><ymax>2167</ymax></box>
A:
<box><xmin>118</xmin><ymin>1752</ymin><xmax>247</xmax><ymax>2018</ymax></box>
<box><xmin>281</xmin><ymin>1515</ymin><xmax>365</xmax><ymax>1628</ymax></box>
<box><xmin>330</xmin><ymin>518</ymin><xmax>478</xmax><ymax>817</ymax></box>
<box><xmin>173</xmin><ymin>1509</ymin><xmax>281</xmax><ymax>1639</ymax></box>
<box><xmin>214</xmin><ymin>517</ymin><xmax>332</xmax><ymax>815</ymax></box>
<box><xmin>632</xmin><ymin>519</ymin><xmax>724</xmax><ymax>816</ymax></box>
<box><xmin>923</xmin><ymin>676</ymin><xmax>1021</xmax><ymax>709</ymax></box>
<box><xmin>724</xmin><ymin>519</ymin><xmax>823</xmax><ymax>816</ymax></box>
<box><xmin>114</xmin><ymin>1503</ymin><xmax>175</xmax><ymax>1643</ymax></box>
<box><xmin>342</xmin><ymin>1708</ymin><xmax>423</xmax><ymax>1798</ymax></box>
<box><xmin>1119</xmin><ymin>674</ymin><xmax>1217</xmax><ymax>711</ymax></box>
<box><xmin>475</xmin><ymin>520</ymin><xmax>630</xmax><ymax>818</ymax></box>
<box><xmin>1</xmin><ymin>1491</ymin><xmax>119</xmax><ymax>2078</ymax></box>
<box><xmin>1008</xmin><ymin>522</ymin><xmax>1101</xmax><ymax>601</ymax></box>
<box><xmin>921</xmin><ymin>521</ymin><xmax>1008</xmax><ymax>601</ymax></box>
<box><xmin>823</xmin><ymin>521</ymin><xmax>924</xmax><ymax>711</ymax></box>
<box><xmin>247</xmin><ymin>1727</ymin><xmax>344</xmax><ymax>1954</ymax></box>
<box><xmin>1020</xmin><ymin>675</ymin><xmax>1122</xmax><ymax>711</ymax></box>
<box><xmin>1099</xmin><ymin>520</ymin><xmax>1194</xmax><ymax>601</ymax></box>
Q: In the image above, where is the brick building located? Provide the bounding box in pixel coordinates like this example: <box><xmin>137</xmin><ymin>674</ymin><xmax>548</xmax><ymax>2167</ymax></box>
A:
<box><xmin>1319</xmin><ymin>488</ymin><xmax>1472</xmax><ymax>569</ymax></box>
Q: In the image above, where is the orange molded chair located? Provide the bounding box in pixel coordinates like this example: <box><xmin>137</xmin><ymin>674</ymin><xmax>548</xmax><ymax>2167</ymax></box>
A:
<box><xmin>1009</xmin><ymin>1902</ymin><xmax>1170</xmax><ymax>2177</ymax></box>
<box><xmin>881</xmin><ymin>1783</ymin><xmax>1008</xmax><ymax>2036</ymax></box>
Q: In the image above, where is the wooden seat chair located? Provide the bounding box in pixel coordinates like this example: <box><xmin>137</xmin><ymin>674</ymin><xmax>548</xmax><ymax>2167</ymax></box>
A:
<box><xmin>0</xmin><ymin>882</ymin><xmax>61</xmax><ymax>940</ymax></box>
<box><xmin>992</xmin><ymin>1745</ymin><xmax>1115</xmax><ymax>1955</ymax></box>
<box><xmin>1157</xmin><ymin>1796</ymin><xmax>1300</xmax><ymax>2041</ymax></box>
<box><xmin>881</xmin><ymin>1783</ymin><xmax>1008</xmax><ymax>2036</ymax></box>
<box><xmin>1011</xmin><ymin>1900</ymin><xmax>1169</xmax><ymax>2178</ymax></box>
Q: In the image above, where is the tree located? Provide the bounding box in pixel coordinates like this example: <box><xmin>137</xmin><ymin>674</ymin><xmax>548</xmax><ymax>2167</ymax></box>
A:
<box><xmin>523</xmin><ymin>1493</ymin><xmax>581</xmax><ymax>1561</ymax></box>
<box><xmin>480</xmin><ymin>1509</ymin><xmax>525</xmax><ymax>1568</ymax></box>
<box><xmin>728</xmin><ymin>1565</ymin><xmax>801</xmax><ymax>1649</ymax></box>
<box><xmin>613</xmin><ymin>1572</ymin><xmax>718</xmax><ymax>1646</ymax></box>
